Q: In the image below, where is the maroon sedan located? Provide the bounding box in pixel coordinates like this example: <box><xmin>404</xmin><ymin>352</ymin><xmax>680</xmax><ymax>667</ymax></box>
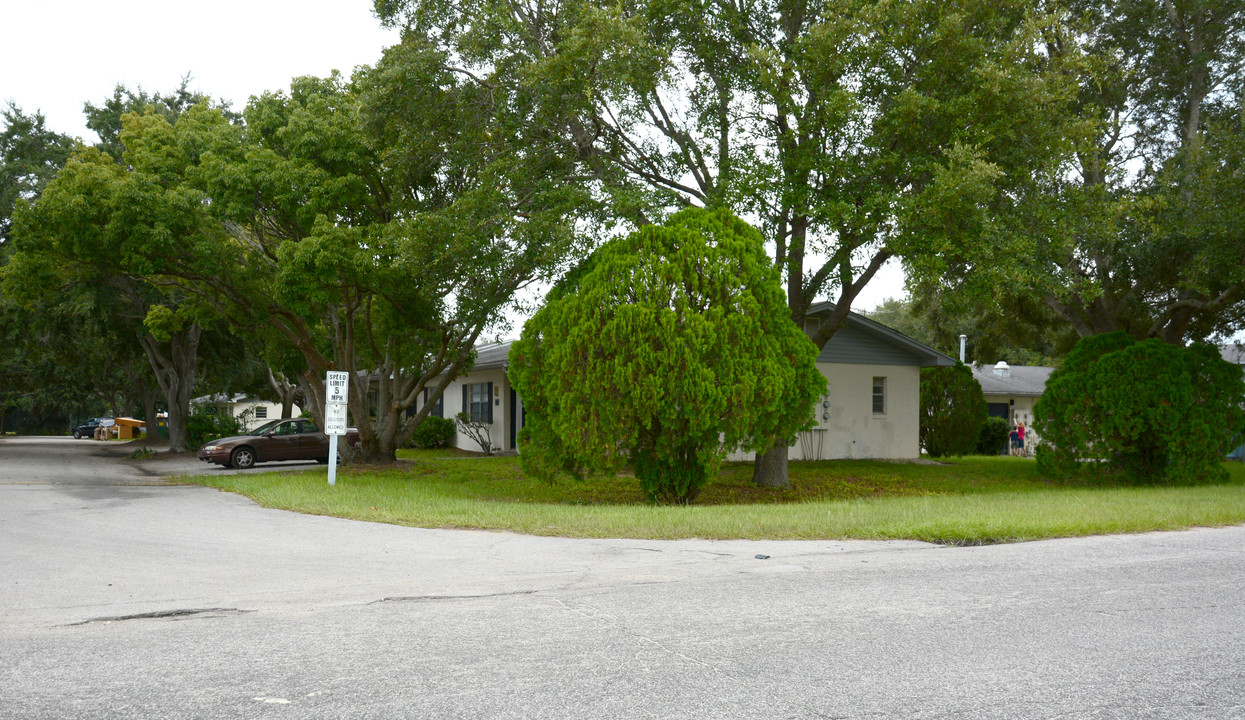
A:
<box><xmin>197</xmin><ymin>418</ymin><xmax>358</xmax><ymax>470</ymax></box>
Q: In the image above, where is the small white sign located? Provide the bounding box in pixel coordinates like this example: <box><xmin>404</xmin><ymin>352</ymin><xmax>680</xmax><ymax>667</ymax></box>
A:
<box><xmin>325</xmin><ymin>371</ymin><xmax>349</xmax><ymax>405</ymax></box>
<box><xmin>324</xmin><ymin>402</ymin><xmax>348</xmax><ymax>436</ymax></box>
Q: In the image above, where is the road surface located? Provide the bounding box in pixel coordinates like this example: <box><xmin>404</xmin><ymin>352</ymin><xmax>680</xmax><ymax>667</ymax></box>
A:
<box><xmin>2</xmin><ymin>436</ymin><xmax>1242</xmax><ymax>719</ymax></box>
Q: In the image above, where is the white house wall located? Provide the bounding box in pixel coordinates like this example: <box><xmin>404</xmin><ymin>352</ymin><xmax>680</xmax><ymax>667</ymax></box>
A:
<box><xmin>238</xmin><ymin>401</ymin><xmax>300</xmax><ymax>430</ymax></box>
<box><xmin>190</xmin><ymin>396</ymin><xmax>300</xmax><ymax>431</ymax></box>
<box><xmin>418</xmin><ymin>369</ymin><xmax>515</xmax><ymax>453</ymax></box>
<box><xmin>729</xmin><ymin>362</ymin><xmax>922</xmax><ymax>461</ymax></box>
<box><xmin>431</xmin><ymin>361</ymin><xmax>921</xmax><ymax>461</ymax></box>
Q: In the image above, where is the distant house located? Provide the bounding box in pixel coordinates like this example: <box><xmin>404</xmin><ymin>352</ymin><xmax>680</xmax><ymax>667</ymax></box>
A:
<box><xmin>190</xmin><ymin>393</ymin><xmax>299</xmax><ymax>431</ymax></box>
<box><xmin>732</xmin><ymin>305</ymin><xmax>956</xmax><ymax>461</ymax></box>
<box><xmin>1222</xmin><ymin>344</ymin><xmax>1245</xmax><ymax>370</ymax></box>
<box><xmin>416</xmin><ymin>307</ymin><xmax>956</xmax><ymax>460</ymax></box>
<box><xmin>970</xmin><ymin>362</ymin><xmax>1053</xmax><ymax>447</ymax></box>
<box><xmin>1223</xmin><ymin>344</ymin><xmax>1245</xmax><ymax>461</ymax></box>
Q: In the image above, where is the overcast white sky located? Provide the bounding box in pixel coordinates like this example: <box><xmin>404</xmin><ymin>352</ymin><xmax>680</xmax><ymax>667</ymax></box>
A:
<box><xmin>3</xmin><ymin>0</ymin><xmax>400</xmax><ymax>141</ymax></box>
<box><xmin>3</xmin><ymin>0</ymin><xmax>907</xmax><ymax>316</ymax></box>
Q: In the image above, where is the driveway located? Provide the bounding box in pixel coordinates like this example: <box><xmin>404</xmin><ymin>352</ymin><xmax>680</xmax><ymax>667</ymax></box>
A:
<box><xmin>2</xmin><ymin>436</ymin><xmax>1243</xmax><ymax>719</ymax></box>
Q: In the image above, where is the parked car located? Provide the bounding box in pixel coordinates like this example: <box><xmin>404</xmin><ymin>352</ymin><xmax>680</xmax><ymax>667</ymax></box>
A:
<box><xmin>72</xmin><ymin>417</ymin><xmax>114</xmax><ymax>440</ymax></box>
<box><xmin>197</xmin><ymin>418</ymin><xmax>360</xmax><ymax>470</ymax></box>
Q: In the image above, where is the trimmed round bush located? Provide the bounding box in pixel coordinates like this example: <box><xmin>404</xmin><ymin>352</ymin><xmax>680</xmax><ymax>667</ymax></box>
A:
<box><xmin>976</xmin><ymin>416</ymin><xmax>1010</xmax><ymax>455</ymax></box>
<box><xmin>1035</xmin><ymin>332</ymin><xmax>1245</xmax><ymax>483</ymax></box>
<box><xmin>510</xmin><ymin>207</ymin><xmax>825</xmax><ymax>504</ymax></box>
<box><xmin>408</xmin><ymin>415</ymin><xmax>456</xmax><ymax>449</ymax></box>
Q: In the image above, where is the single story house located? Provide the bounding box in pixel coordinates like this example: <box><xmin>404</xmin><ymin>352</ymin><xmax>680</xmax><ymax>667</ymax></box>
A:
<box><xmin>190</xmin><ymin>393</ymin><xmax>300</xmax><ymax>431</ymax></box>
<box><xmin>970</xmin><ymin>362</ymin><xmax>1054</xmax><ymax>447</ymax></box>
<box><xmin>416</xmin><ymin>305</ymin><xmax>956</xmax><ymax>460</ymax></box>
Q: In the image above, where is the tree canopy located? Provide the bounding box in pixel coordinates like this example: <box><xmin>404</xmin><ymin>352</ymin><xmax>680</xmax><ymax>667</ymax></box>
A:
<box><xmin>375</xmin><ymin>0</ymin><xmax>1088</xmax><ymax>482</ymax></box>
<box><xmin>925</xmin><ymin>0</ymin><xmax>1245</xmax><ymax>345</ymax></box>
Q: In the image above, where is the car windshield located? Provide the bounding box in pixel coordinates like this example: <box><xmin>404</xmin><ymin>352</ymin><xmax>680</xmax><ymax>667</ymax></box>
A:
<box><xmin>246</xmin><ymin>419</ymin><xmax>287</xmax><ymax>436</ymax></box>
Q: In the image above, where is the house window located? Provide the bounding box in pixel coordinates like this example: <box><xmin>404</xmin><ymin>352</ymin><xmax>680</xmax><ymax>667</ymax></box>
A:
<box><xmin>420</xmin><ymin>388</ymin><xmax>444</xmax><ymax>418</ymax></box>
<box><xmin>872</xmin><ymin>377</ymin><xmax>886</xmax><ymax>415</ymax></box>
<box><xmin>463</xmin><ymin>382</ymin><xmax>493</xmax><ymax>423</ymax></box>
<box><xmin>254</xmin><ymin>406</ymin><xmax>268</xmax><ymax>420</ymax></box>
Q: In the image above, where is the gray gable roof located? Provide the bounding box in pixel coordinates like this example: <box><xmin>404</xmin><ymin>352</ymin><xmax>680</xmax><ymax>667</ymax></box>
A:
<box><xmin>191</xmin><ymin>392</ymin><xmax>257</xmax><ymax>404</ymax></box>
<box><xmin>808</xmin><ymin>304</ymin><xmax>956</xmax><ymax>367</ymax></box>
<box><xmin>475</xmin><ymin>309</ymin><xmax>957</xmax><ymax>372</ymax></box>
<box><xmin>473</xmin><ymin>342</ymin><xmax>516</xmax><ymax>371</ymax></box>
<box><xmin>971</xmin><ymin>364</ymin><xmax>1054</xmax><ymax>397</ymax></box>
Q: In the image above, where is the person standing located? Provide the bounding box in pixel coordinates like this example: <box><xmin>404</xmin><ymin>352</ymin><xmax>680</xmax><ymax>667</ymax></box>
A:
<box><xmin>1016</xmin><ymin>421</ymin><xmax>1026</xmax><ymax>457</ymax></box>
<box><xmin>1009</xmin><ymin>423</ymin><xmax>1019</xmax><ymax>456</ymax></box>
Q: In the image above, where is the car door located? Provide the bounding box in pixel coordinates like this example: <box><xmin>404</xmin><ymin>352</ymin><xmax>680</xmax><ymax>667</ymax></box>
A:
<box><xmin>296</xmin><ymin>419</ymin><xmax>330</xmax><ymax>460</ymax></box>
<box><xmin>262</xmin><ymin>420</ymin><xmax>304</xmax><ymax>461</ymax></box>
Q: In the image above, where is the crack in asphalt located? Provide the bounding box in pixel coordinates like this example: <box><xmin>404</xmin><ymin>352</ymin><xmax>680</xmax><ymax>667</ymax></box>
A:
<box><xmin>62</xmin><ymin>607</ymin><xmax>252</xmax><ymax>626</ymax></box>
<box><xmin>371</xmin><ymin>590</ymin><xmax>538</xmax><ymax>604</ymax></box>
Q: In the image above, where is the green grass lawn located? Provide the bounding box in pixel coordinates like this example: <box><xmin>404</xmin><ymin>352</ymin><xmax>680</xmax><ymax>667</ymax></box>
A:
<box><xmin>179</xmin><ymin>452</ymin><xmax>1245</xmax><ymax>544</ymax></box>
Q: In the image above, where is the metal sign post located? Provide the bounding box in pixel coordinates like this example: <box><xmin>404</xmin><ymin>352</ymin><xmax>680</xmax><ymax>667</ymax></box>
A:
<box><xmin>324</xmin><ymin>371</ymin><xmax>349</xmax><ymax>486</ymax></box>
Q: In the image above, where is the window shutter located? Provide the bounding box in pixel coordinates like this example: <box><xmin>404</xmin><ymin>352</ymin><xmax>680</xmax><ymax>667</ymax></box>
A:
<box><xmin>462</xmin><ymin>384</ymin><xmax>469</xmax><ymax>420</ymax></box>
<box><xmin>486</xmin><ymin>382</ymin><xmax>494</xmax><ymax>423</ymax></box>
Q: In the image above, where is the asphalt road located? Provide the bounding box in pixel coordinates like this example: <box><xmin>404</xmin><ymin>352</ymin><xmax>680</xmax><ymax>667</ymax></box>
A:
<box><xmin>2</xmin><ymin>436</ymin><xmax>1243</xmax><ymax>719</ymax></box>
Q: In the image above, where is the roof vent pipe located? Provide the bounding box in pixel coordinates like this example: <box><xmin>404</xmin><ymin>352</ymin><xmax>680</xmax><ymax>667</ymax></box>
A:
<box><xmin>993</xmin><ymin>361</ymin><xmax>1010</xmax><ymax>378</ymax></box>
<box><xmin>959</xmin><ymin>335</ymin><xmax>967</xmax><ymax>363</ymax></box>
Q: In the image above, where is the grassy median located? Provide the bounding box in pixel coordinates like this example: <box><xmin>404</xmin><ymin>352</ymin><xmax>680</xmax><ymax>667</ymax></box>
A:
<box><xmin>179</xmin><ymin>452</ymin><xmax>1245</xmax><ymax>544</ymax></box>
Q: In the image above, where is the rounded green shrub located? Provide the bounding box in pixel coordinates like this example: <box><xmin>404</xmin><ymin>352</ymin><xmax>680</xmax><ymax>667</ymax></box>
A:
<box><xmin>510</xmin><ymin>207</ymin><xmax>825</xmax><ymax>504</ymax></box>
<box><xmin>408</xmin><ymin>415</ymin><xmax>456</xmax><ymax>449</ymax></box>
<box><xmin>976</xmin><ymin>416</ymin><xmax>1010</xmax><ymax>455</ymax></box>
<box><xmin>186</xmin><ymin>406</ymin><xmax>245</xmax><ymax>448</ymax></box>
<box><xmin>1035</xmin><ymin>332</ymin><xmax>1245</xmax><ymax>483</ymax></box>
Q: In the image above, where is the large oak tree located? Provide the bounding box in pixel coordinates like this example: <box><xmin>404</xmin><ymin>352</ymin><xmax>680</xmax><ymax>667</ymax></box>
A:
<box><xmin>375</xmin><ymin>0</ymin><xmax>1081</xmax><ymax>484</ymax></box>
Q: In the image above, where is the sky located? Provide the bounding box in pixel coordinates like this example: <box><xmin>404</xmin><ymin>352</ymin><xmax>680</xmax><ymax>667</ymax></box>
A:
<box><xmin>3</xmin><ymin>0</ymin><xmax>401</xmax><ymax>142</ymax></box>
<box><xmin>2</xmin><ymin>0</ymin><xmax>908</xmax><ymax>317</ymax></box>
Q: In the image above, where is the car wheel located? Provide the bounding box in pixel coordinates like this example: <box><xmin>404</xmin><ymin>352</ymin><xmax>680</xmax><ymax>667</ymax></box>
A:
<box><xmin>230</xmin><ymin>447</ymin><xmax>256</xmax><ymax>470</ymax></box>
<box><xmin>73</xmin><ymin>430</ymin><xmax>82</xmax><ymax>439</ymax></box>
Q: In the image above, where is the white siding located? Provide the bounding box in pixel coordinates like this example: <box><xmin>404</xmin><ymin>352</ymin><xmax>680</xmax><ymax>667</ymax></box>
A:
<box><xmin>420</xmin><ymin>369</ymin><xmax>515</xmax><ymax>453</ymax></box>
<box><xmin>729</xmin><ymin>362</ymin><xmax>922</xmax><ymax>461</ymax></box>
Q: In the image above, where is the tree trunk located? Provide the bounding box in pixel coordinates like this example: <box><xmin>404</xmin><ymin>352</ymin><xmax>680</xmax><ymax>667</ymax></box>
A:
<box><xmin>141</xmin><ymin>388</ymin><xmax>158</xmax><ymax>443</ymax></box>
<box><xmin>752</xmin><ymin>444</ymin><xmax>790</xmax><ymax>488</ymax></box>
<box><xmin>267</xmin><ymin>367</ymin><xmax>301</xmax><ymax>419</ymax></box>
<box><xmin>138</xmin><ymin>324</ymin><xmax>201</xmax><ymax>453</ymax></box>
